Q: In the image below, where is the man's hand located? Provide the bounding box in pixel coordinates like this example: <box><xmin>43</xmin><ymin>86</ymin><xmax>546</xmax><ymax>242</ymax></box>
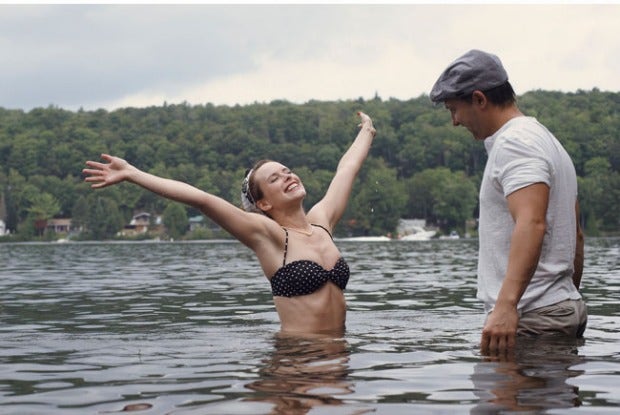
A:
<box><xmin>480</xmin><ymin>303</ymin><xmax>519</xmax><ymax>355</ymax></box>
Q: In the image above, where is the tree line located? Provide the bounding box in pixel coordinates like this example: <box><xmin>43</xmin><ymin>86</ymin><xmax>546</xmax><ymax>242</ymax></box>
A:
<box><xmin>0</xmin><ymin>88</ymin><xmax>619</xmax><ymax>241</ymax></box>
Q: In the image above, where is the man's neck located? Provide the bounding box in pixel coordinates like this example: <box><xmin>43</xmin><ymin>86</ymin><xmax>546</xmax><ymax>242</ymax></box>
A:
<box><xmin>489</xmin><ymin>104</ymin><xmax>524</xmax><ymax>136</ymax></box>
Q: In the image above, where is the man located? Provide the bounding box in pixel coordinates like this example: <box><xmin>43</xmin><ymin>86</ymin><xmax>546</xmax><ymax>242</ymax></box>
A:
<box><xmin>430</xmin><ymin>49</ymin><xmax>586</xmax><ymax>354</ymax></box>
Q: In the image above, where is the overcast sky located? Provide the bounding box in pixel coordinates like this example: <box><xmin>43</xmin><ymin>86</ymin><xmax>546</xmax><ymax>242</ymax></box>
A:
<box><xmin>2</xmin><ymin>2</ymin><xmax>619</xmax><ymax>112</ymax></box>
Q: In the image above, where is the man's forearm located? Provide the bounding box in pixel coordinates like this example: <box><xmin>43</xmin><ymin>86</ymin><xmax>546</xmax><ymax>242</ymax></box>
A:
<box><xmin>573</xmin><ymin>224</ymin><xmax>584</xmax><ymax>290</ymax></box>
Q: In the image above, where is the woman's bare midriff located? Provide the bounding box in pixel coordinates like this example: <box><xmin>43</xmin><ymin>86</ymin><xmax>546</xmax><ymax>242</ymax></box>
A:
<box><xmin>273</xmin><ymin>282</ymin><xmax>346</xmax><ymax>334</ymax></box>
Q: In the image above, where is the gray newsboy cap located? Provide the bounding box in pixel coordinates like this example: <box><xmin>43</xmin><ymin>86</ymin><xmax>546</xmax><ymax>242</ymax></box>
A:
<box><xmin>430</xmin><ymin>49</ymin><xmax>508</xmax><ymax>103</ymax></box>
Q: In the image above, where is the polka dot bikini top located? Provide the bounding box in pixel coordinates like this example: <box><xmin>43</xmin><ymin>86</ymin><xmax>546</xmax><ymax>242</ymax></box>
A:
<box><xmin>270</xmin><ymin>224</ymin><xmax>350</xmax><ymax>298</ymax></box>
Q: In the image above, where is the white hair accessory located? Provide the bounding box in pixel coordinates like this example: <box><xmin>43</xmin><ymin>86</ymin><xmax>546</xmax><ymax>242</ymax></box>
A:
<box><xmin>240</xmin><ymin>168</ymin><xmax>262</xmax><ymax>213</ymax></box>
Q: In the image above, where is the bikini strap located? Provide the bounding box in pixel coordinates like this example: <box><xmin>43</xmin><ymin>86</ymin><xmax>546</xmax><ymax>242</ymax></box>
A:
<box><xmin>282</xmin><ymin>228</ymin><xmax>289</xmax><ymax>266</ymax></box>
<box><xmin>281</xmin><ymin>225</ymin><xmax>329</xmax><ymax>266</ymax></box>
<box><xmin>311</xmin><ymin>223</ymin><xmax>333</xmax><ymax>240</ymax></box>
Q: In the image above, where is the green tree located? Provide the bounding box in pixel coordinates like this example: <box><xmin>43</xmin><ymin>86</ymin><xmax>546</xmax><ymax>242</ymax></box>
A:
<box><xmin>1</xmin><ymin>90</ymin><xmax>619</xmax><ymax>240</ymax></box>
<box><xmin>343</xmin><ymin>159</ymin><xmax>406</xmax><ymax>236</ymax></box>
<box><xmin>27</xmin><ymin>192</ymin><xmax>60</xmax><ymax>220</ymax></box>
<box><xmin>163</xmin><ymin>202</ymin><xmax>188</xmax><ymax>239</ymax></box>
<box><xmin>580</xmin><ymin>158</ymin><xmax>620</xmax><ymax>234</ymax></box>
<box><xmin>431</xmin><ymin>171</ymin><xmax>477</xmax><ymax>234</ymax></box>
<box><xmin>71</xmin><ymin>195</ymin><xmax>90</xmax><ymax>232</ymax></box>
<box><xmin>24</xmin><ymin>192</ymin><xmax>60</xmax><ymax>237</ymax></box>
<box><xmin>80</xmin><ymin>194</ymin><xmax>125</xmax><ymax>239</ymax></box>
<box><xmin>406</xmin><ymin>167</ymin><xmax>477</xmax><ymax>234</ymax></box>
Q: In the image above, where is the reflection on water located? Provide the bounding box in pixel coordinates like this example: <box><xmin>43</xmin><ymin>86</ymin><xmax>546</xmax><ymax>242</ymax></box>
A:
<box><xmin>472</xmin><ymin>336</ymin><xmax>585</xmax><ymax>414</ymax></box>
<box><xmin>244</xmin><ymin>333</ymin><xmax>361</xmax><ymax>414</ymax></box>
<box><xmin>0</xmin><ymin>238</ymin><xmax>619</xmax><ymax>414</ymax></box>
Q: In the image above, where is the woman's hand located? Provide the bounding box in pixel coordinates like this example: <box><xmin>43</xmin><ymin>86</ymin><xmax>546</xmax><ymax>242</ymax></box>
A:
<box><xmin>83</xmin><ymin>153</ymin><xmax>136</xmax><ymax>189</ymax></box>
<box><xmin>357</xmin><ymin>111</ymin><xmax>376</xmax><ymax>137</ymax></box>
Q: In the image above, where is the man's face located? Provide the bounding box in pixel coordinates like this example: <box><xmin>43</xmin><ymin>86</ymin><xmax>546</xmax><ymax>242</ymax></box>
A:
<box><xmin>444</xmin><ymin>98</ymin><xmax>486</xmax><ymax>140</ymax></box>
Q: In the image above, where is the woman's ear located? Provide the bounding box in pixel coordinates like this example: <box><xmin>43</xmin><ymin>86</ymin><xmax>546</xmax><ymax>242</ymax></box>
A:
<box><xmin>256</xmin><ymin>199</ymin><xmax>272</xmax><ymax>213</ymax></box>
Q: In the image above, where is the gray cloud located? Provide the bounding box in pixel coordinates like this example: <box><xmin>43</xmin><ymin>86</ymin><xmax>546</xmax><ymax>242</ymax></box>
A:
<box><xmin>2</xmin><ymin>5</ymin><xmax>263</xmax><ymax>108</ymax></box>
<box><xmin>1</xmin><ymin>4</ymin><xmax>619</xmax><ymax>111</ymax></box>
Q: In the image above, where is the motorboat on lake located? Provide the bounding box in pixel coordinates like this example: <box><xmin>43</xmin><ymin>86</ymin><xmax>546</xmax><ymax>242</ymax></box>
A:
<box><xmin>337</xmin><ymin>235</ymin><xmax>392</xmax><ymax>242</ymax></box>
<box><xmin>398</xmin><ymin>226</ymin><xmax>437</xmax><ymax>241</ymax></box>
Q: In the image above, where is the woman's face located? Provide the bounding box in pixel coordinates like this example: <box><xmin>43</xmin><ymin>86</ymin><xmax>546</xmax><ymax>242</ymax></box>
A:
<box><xmin>253</xmin><ymin>161</ymin><xmax>306</xmax><ymax>211</ymax></box>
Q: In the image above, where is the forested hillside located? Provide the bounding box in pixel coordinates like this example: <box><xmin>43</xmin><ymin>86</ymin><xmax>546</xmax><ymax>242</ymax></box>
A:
<box><xmin>1</xmin><ymin>88</ymin><xmax>618</xmax><ymax>240</ymax></box>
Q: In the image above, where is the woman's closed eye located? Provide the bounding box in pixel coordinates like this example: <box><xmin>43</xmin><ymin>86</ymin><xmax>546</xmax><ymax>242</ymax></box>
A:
<box><xmin>269</xmin><ymin>169</ymin><xmax>293</xmax><ymax>183</ymax></box>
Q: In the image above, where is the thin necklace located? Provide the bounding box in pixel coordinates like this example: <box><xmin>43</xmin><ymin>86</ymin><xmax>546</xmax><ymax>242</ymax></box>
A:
<box><xmin>285</xmin><ymin>225</ymin><xmax>314</xmax><ymax>236</ymax></box>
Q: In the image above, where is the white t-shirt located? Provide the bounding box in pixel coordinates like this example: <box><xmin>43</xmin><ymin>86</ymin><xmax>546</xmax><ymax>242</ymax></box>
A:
<box><xmin>477</xmin><ymin>116</ymin><xmax>582</xmax><ymax>314</ymax></box>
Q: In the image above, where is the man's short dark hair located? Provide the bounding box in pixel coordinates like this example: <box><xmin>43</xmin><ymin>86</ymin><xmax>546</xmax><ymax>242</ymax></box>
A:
<box><xmin>458</xmin><ymin>81</ymin><xmax>516</xmax><ymax>107</ymax></box>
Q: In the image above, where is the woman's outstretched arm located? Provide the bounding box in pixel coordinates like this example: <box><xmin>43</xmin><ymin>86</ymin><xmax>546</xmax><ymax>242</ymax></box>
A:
<box><xmin>83</xmin><ymin>154</ymin><xmax>274</xmax><ymax>248</ymax></box>
<box><xmin>308</xmin><ymin>112</ymin><xmax>376</xmax><ymax>229</ymax></box>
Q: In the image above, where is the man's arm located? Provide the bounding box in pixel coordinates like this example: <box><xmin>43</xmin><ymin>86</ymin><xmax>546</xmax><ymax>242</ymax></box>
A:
<box><xmin>573</xmin><ymin>201</ymin><xmax>584</xmax><ymax>290</ymax></box>
<box><xmin>480</xmin><ymin>183</ymin><xmax>550</xmax><ymax>354</ymax></box>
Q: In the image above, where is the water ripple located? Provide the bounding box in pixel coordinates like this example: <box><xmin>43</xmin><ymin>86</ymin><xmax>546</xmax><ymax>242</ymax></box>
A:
<box><xmin>0</xmin><ymin>238</ymin><xmax>618</xmax><ymax>414</ymax></box>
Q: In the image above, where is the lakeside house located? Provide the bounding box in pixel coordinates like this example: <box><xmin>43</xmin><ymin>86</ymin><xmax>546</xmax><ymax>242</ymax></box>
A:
<box><xmin>189</xmin><ymin>215</ymin><xmax>204</xmax><ymax>231</ymax></box>
<box><xmin>46</xmin><ymin>218</ymin><xmax>80</xmax><ymax>234</ymax></box>
<box><xmin>120</xmin><ymin>212</ymin><xmax>163</xmax><ymax>236</ymax></box>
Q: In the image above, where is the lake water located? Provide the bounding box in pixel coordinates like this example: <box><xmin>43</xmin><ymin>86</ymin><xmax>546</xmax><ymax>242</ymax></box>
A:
<box><xmin>0</xmin><ymin>237</ymin><xmax>619</xmax><ymax>414</ymax></box>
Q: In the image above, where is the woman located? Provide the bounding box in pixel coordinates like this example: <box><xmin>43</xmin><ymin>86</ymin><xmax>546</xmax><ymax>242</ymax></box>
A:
<box><xmin>83</xmin><ymin>112</ymin><xmax>376</xmax><ymax>334</ymax></box>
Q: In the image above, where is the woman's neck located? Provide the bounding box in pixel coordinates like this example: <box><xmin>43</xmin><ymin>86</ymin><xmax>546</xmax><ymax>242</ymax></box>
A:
<box><xmin>274</xmin><ymin>209</ymin><xmax>311</xmax><ymax>233</ymax></box>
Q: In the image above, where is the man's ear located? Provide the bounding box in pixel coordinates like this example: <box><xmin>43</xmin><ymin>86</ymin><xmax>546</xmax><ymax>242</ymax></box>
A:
<box><xmin>472</xmin><ymin>90</ymin><xmax>487</xmax><ymax>108</ymax></box>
